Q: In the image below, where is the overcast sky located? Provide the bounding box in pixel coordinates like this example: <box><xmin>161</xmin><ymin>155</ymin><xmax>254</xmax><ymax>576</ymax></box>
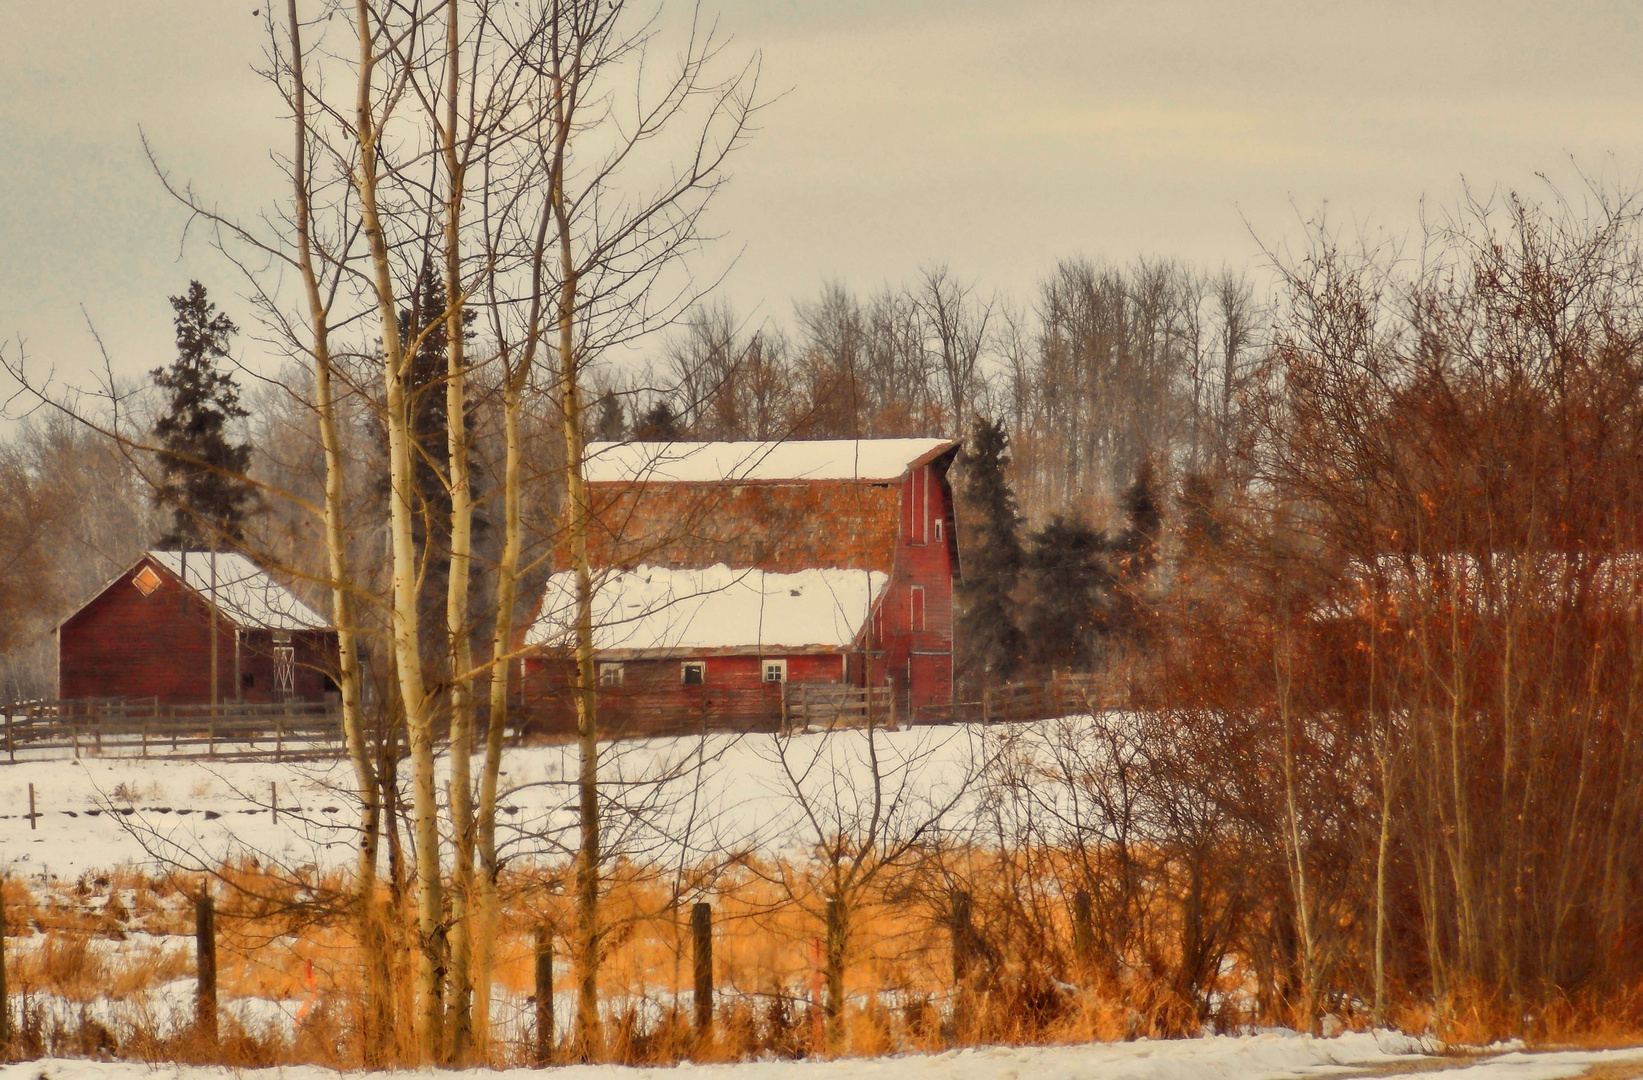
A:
<box><xmin>3</xmin><ymin>0</ymin><xmax>1641</xmax><ymax>404</ymax></box>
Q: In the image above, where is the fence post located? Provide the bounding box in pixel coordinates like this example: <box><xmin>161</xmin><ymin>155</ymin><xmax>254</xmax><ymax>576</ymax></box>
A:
<box><xmin>692</xmin><ymin>901</ymin><xmax>713</xmax><ymax>1040</ymax></box>
<box><xmin>1</xmin><ymin>874</ymin><xmax>9</xmax><ymax>1058</ymax></box>
<box><xmin>950</xmin><ymin>890</ymin><xmax>974</xmax><ymax>985</ymax></box>
<box><xmin>27</xmin><ymin>785</ymin><xmax>35</xmax><ymax>832</ymax></box>
<box><xmin>823</xmin><ymin>897</ymin><xmax>844</xmax><ymax>1048</ymax></box>
<box><xmin>534</xmin><ymin>926</ymin><xmax>553</xmax><ymax>1066</ymax></box>
<box><xmin>195</xmin><ymin>893</ymin><xmax>217</xmax><ymax>1045</ymax></box>
<box><xmin>1073</xmin><ymin>888</ymin><xmax>1094</xmax><ymax>975</ymax></box>
<box><xmin>271</xmin><ymin>781</ymin><xmax>278</xmax><ymax>825</ymax></box>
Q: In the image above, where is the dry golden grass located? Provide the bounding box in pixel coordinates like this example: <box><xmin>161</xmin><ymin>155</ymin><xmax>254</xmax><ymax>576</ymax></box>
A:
<box><xmin>5</xmin><ymin>855</ymin><xmax>1643</xmax><ymax>1067</ymax></box>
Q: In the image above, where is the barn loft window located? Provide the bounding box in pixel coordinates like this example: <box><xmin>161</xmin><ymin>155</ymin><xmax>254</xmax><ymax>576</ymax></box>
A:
<box><xmin>934</xmin><ymin>518</ymin><xmax>943</xmax><ymax>542</ymax></box>
<box><xmin>132</xmin><ymin>566</ymin><xmax>162</xmax><ymax>596</ymax></box>
<box><xmin>681</xmin><ymin>662</ymin><xmax>705</xmax><ymax>686</ymax></box>
<box><xmin>763</xmin><ymin>659</ymin><xmax>787</xmax><ymax>683</ymax></box>
<box><xmin>599</xmin><ymin>663</ymin><xmax>624</xmax><ymax>687</ymax></box>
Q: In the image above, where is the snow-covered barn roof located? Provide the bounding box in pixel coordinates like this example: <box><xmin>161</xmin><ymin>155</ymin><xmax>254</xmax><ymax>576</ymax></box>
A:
<box><xmin>145</xmin><ymin>551</ymin><xmax>330</xmax><ymax>631</ymax></box>
<box><xmin>583</xmin><ymin>439</ymin><xmax>956</xmax><ymax>485</ymax></box>
<box><xmin>525</xmin><ymin>564</ymin><xmax>887</xmax><ymax>657</ymax></box>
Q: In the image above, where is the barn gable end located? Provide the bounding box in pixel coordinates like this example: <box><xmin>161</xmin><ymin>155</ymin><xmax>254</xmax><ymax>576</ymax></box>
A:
<box><xmin>56</xmin><ymin>552</ymin><xmax>337</xmax><ymax>706</ymax></box>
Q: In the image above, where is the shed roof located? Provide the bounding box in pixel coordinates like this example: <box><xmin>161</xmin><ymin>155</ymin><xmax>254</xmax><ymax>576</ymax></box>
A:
<box><xmin>146</xmin><ymin>551</ymin><xmax>330</xmax><ymax>631</ymax></box>
<box><xmin>526</xmin><ymin>563</ymin><xmax>886</xmax><ymax>655</ymax></box>
<box><xmin>584</xmin><ymin>438</ymin><xmax>956</xmax><ymax>485</ymax></box>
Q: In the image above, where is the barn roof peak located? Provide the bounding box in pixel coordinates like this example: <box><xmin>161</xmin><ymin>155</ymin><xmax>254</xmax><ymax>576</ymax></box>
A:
<box><xmin>145</xmin><ymin>551</ymin><xmax>330</xmax><ymax>631</ymax></box>
<box><xmin>583</xmin><ymin>438</ymin><xmax>957</xmax><ymax>486</ymax></box>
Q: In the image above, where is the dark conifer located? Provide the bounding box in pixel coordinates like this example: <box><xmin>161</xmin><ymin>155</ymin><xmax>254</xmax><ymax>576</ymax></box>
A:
<box><xmin>151</xmin><ymin>281</ymin><xmax>255</xmax><ymax>547</ymax></box>
<box><xmin>1022</xmin><ymin>514</ymin><xmax>1113</xmax><ymax>671</ymax></box>
<box><xmin>955</xmin><ymin>417</ymin><xmax>1027</xmax><ymax>687</ymax></box>
<box><xmin>633</xmin><ymin>398</ymin><xmax>685</xmax><ymax>441</ymax></box>
<box><xmin>1112</xmin><ymin>457</ymin><xmax>1163</xmax><ymax>640</ymax></box>
<box><xmin>594</xmin><ymin>391</ymin><xmax>627</xmax><ymax>441</ymax></box>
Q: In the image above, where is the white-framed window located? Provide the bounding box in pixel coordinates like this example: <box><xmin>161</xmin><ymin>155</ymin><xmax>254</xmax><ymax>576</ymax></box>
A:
<box><xmin>934</xmin><ymin>518</ymin><xmax>943</xmax><ymax>543</ymax></box>
<box><xmin>762</xmin><ymin>658</ymin><xmax>787</xmax><ymax>683</ymax></box>
<box><xmin>599</xmin><ymin>662</ymin><xmax>624</xmax><ymax>687</ymax></box>
<box><xmin>681</xmin><ymin>661</ymin><xmax>705</xmax><ymax>687</ymax></box>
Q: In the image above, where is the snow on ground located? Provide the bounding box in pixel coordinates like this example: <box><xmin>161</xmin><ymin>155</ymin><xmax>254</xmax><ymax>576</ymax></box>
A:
<box><xmin>0</xmin><ymin>1029</ymin><xmax>1455</xmax><ymax>1080</ymax></box>
<box><xmin>0</xmin><ymin>721</ymin><xmax>1008</xmax><ymax>879</ymax></box>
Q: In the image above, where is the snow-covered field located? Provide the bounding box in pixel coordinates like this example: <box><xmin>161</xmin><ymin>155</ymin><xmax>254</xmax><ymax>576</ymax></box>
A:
<box><xmin>0</xmin><ymin>722</ymin><xmax>1000</xmax><ymax>879</ymax></box>
<box><xmin>5</xmin><ymin>1032</ymin><xmax>1643</xmax><ymax>1080</ymax></box>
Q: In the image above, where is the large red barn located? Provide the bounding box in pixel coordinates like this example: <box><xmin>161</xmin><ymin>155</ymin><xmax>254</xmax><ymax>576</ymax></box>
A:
<box><xmin>56</xmin><ymin>551</ymin><xmax>338</xmax><ymax>706</ymax></box>
<box><xmin>524</xmin><ymin>438</ymin><xmax>960</xmax><ymax>732</ymax></box>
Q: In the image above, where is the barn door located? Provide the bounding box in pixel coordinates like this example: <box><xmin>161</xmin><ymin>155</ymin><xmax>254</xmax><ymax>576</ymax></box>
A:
<box><xmin>273</xmin><ymin>631</ymin><xmax>296</xmax><ymax>701</ymax></box>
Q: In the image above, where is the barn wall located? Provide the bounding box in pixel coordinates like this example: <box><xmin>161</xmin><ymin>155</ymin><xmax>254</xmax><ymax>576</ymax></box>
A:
<box><xmin>563</xmin><ymin>481</ymin><xmax>903</xmax><ymax>574</ymax></box>
<box><xmin>876</xmin><ymin>456</ymin><xmax>958</xmax><ymax>710</ymax></box>
<box><xmin>57</xmin><ymin>558</ymin><xmax>338</xmax><ymax>706</ymax></box>
<box><xmin>524</xmin><ymin>651</ymin><xmax>851</xmax><ymax>735</ymax></box>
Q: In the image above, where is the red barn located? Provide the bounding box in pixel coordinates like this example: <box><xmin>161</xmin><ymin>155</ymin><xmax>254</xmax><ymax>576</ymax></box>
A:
<box><xmin>56</xmin><ymin>551</ymin><xmax>338</xmax><ymax>705</ymax></box>
<box><xmin>524</xmin><ymin>438</ymin><xmax>960</xmax><ymax>731</ymax></box>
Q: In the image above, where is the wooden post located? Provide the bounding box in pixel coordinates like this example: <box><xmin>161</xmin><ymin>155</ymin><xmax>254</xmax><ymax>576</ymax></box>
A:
<box><xmin>823</xmin><ymin>897</ymin><xmax>843</xmax><ymax>1047</ymax></box>
<box><xmin>1073</xmin><ymin>888</ymin><xmax>1094</xmax><ymax>974</ymax></box>
<box><xmin>534</xmin><ymin>926</ymin><xmax>553</xmax><ymax>1065</ymax></box>
<box><xmin>195</xmin><ymin>893</ymin><xmax>217</xmax><ymax>1044</ymax></box>
<box><xmin>27</xmin><ymin>784</ymin><xmax>35</xmax><ymax>831</ymax></box>
<box><xmin>692</xmin><ymin>901</ymin><xmax>713</xmax><ymax>1038</ymax></box>
<box><xmin>1</xmin><ymin>874</ymin><xmax>9</xmax><ymax>1058</ymax></box>
<box><xmin>950</xmin><ymin>890</ymin><xmax>973</xmax><ymax>984</ymax></box>
<box><xmin>271</xmin><ymin>781</ymin><xmax>278</xmax><ymax>825</ymax></box>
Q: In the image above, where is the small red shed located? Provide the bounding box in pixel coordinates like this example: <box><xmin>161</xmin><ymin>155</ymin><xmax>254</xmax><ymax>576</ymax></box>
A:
<box><xmin>56</xmin><ymin>551</ymin><xmax>338</xmax><ymax>706</ymax></box>
<box><xmin>527</xmin><ymin>437</ymin><xmax>961</xmax><ymax>729</ymax></box>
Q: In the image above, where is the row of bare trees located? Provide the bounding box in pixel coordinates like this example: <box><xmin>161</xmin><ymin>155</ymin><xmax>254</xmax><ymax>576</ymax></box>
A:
<box><xmin>586</xmin><ymin>259</ymin><xmax>1260</xmax><ymax>526</ymax></box>
<box><xmin>4</xmin><ymin>0</ymin><xmax>759</xmax><ymax>1067</ymax></box>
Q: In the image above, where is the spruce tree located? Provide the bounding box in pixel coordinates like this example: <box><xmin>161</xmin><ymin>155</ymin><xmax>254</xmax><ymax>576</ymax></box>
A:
<box><xmin>1022</xmin><ymin>514</ymin><xmax>1113</xmax><ymax>672</ymax></box>
<box><xmin>955</xmin><ymin>417</ymin><xmax>1027</xmax><ymax>688</ymax></box>
<box><xmin>151</xmin><ymin>281</ymin><xmax>256</xmax><ymax>547</ymax></box>
<box><xmin>633</xmin><ymin>398</ymin><xmax>685</xmax><ymax>441</ymax></box>
<box><xmin>1112</xmin><ymin>458</ymin><xmax>1163</xmax><ymax>640</ymax></box>
<box><xmin>593</xmin><ymin>390</ymin><xmax>627</xmax><ymax>441</ymax></box>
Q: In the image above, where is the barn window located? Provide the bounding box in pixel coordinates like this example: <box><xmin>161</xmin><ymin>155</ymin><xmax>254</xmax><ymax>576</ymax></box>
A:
<box><xmin>599</xmin><ymin>663</ymin><xmax>624</xmax><ymax>687</ymax></box>
<box><xmin>681</xmin><ymin>662</ymin><xmax>705</xmax><ymax>686</ymax></box>
<box><xmin>910</xmin><ymin>586</ymin><xmax>926</xmax><ymax>632</ymax></box>
<box><xmin>763</xmin><ymin>659</ymin><xmax>787</xmax><ymax>684</ymax></box>
<box><xmin>133</xmin><ymin>566</ymin><xmax>162</xmax><ymax>596</ymax></box>
<box><xmin>242</xmin><ymin>673</ymin><xmax>255</xmax><ymax>689</ymax></box>
<box><xmin>934</xmin><ymin>518</ymin><xmax>943</xmax><ymax>542</ymax></box>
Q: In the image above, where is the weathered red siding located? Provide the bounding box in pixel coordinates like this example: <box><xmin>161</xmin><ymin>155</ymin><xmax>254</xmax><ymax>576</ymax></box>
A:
<box><xmin>525</xmin><ymin>651</ymin><xmax>852</xmax><ymax>735</ymax></box>
<box><xmin>57</xmin><ymin>557</ymin><xmax>337</xmax><ymax>705</ymax></box>
<box><xmin>561</xmin><ymin>481</ymin><xmax>903</xmax><ymax>574</ymax></box>
<box><xmin>527</xmin><ymin>441</ymin><xmax>960</xmax><ymax>730</ymax></box>
<box><xmin>874</xmin><ymin>457</ymin><xmax>958</xmax><ymax>711</ymax></box>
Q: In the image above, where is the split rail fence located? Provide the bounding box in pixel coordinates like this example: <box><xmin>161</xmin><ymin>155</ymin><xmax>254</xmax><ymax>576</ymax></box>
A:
<box><xmin>2</xmin><ymin>699</ymin><xmax>344</xmax><ymax>763</ymax></box>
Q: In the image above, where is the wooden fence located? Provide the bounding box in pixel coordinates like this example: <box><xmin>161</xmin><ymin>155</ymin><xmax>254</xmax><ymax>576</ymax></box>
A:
<box><xmin>2</xmin><ymin>699</ymin><xmax>344</xmax><ymax>763</ymax></box>
<box><xmin>908</xmin><ymin>670</ymin><xmax>1129</xmax><ymax>725</ymax></box>
<box><xmin>780</xmin><ymin>683</ymin><xmax>895</xmax><ymax>733</ymax></box>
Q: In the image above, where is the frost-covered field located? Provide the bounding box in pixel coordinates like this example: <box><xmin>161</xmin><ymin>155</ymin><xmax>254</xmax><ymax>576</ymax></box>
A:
<box><xmin>6</xmin><ymin>1033</ymin><xmax>1643</xmax><ymax>1080</ymax></box>
<box><xmin>0</xmin><ymin>722</ymin><xmax>1006</xmax><ymax>878</ymax></box>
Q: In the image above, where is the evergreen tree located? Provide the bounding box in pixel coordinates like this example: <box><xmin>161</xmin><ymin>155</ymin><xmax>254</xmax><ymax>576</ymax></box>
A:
<box><xmin>955</xmin><ymin>417</ymin><xmax>1027</xmax><ymax>687</ymax></box>
<box><xmin>633</xmin><ymin>398</ymin><xmax>685</xmax><ymax>441</ymax></box>
<box><xmin>399</xmin><ymin>263</ymin><xmax>458</xmax><ymax>522</ymax></box>
<box><xmin>1112</xmin><ymin>457</ymin><xmax>1163</xmax><ymax>640</ymax></box>
<box><xmin>1022</xmin><ymin>514</ymin><xmax>1113</xmax><ymax>671</ymax></box>
<box><xmin>151</xmin><ymin>281</ymin><xmax>255</xmax><ymax>547</ymax></box>
<box><xmin>593</xmin><ymin>390</ymin><xmax>627</xmax><ymax>441</ymax></box>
